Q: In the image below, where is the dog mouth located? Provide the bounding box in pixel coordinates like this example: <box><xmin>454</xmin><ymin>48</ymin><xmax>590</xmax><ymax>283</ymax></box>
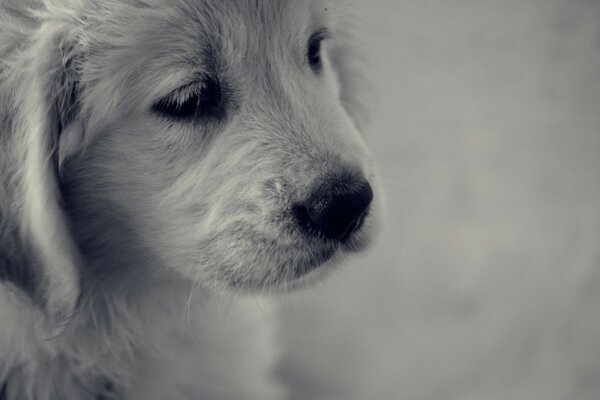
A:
<box><xmin>217</xmin><ymin>217</ymin><xmax>371</xmax><ymax>292</ymax></box>
<box><xmin>292</xmin><ymin>246</ymin><xmax>338</xmax><ymax>277</ymax></box>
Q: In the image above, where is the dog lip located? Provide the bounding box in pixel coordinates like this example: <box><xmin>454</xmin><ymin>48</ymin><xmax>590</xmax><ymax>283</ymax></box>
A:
<box><xmin>294</xmin><ymin>247</ymin><xmax>337</xmax><ymax>277</ymax></box>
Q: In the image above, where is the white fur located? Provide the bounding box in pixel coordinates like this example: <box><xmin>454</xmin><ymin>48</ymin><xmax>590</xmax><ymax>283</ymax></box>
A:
<box><xmin>0</xmin><ymin>0</ymin><xmax>379</xmax><ymax>398</ymax></box>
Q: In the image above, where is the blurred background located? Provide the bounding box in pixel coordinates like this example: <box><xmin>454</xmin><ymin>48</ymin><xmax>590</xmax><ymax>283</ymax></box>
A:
<box><xmin>278</xmin><ymin>1</ymin><xmax>600</xmax><ymax>399</ymax></box>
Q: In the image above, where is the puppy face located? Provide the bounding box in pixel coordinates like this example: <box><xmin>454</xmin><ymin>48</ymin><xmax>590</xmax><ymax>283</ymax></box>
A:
<box><xmin>59</xmin><ymin>0</ymin><xmax>380</xmax><ymax>291</ymax></box>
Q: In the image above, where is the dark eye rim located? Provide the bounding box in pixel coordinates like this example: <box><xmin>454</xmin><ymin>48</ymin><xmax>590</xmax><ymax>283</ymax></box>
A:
<box><xmin>151</xmin><ymin>76</ymin><xmax>225</xmax><ymax>122</ymax></box>
<box><xmin>307</xmin><ymin>29</ymin><xmax>330</xmax><ymax>71</ymax></box>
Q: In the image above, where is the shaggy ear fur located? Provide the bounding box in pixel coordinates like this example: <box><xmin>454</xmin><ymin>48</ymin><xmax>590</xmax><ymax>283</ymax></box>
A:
<box><xmin>10</xmin><ymin>19</ymin><xmax>82</xmax><ymax>327</ymax></box>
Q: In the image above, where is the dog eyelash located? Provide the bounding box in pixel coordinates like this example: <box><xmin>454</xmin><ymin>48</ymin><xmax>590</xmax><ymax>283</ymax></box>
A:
<box><xmin>151</xmin><ymin>77</ymin><xmax>224</xmax><ymax>121</ymax></box>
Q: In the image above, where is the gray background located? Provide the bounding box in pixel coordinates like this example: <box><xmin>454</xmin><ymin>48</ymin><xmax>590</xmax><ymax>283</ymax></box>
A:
<box><xmin>280</xmin><ymin>1</ymin><xmax>600</xmax><ymax>399</ymax></box>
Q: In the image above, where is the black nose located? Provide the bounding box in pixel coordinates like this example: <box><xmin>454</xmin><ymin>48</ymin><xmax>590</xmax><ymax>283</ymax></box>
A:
<box><xmin>294</xmin><ymin>177</ymin><xmax>373</xmax><ymax>241</ymax></box>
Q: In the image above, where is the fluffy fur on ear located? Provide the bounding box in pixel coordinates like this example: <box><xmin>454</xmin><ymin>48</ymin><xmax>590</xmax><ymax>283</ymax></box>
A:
<box><xmin>0</xmin><ymin>5</ymin><xmax>82</xmax><ymax>326</ymax></box>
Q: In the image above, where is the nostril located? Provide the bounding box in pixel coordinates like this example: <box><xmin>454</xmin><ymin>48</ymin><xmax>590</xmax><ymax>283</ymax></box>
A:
<box><xmin>294</xmin><ymin>179</ymin><xmax>373</xmax><ymax>241</ymax></box>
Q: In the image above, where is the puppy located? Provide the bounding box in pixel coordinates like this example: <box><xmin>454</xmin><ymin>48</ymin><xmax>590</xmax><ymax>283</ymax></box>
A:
<box><xmin>0</xmin><ymin>0</ymin><xmax>379</xmax><ymax>399</ymax></box>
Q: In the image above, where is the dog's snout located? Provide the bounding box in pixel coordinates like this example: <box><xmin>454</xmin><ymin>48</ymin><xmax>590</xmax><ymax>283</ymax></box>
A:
<box><xmin>294</xmin><ymin>176</ymin><xmax>373</xmax><ymax>241</ymax></box>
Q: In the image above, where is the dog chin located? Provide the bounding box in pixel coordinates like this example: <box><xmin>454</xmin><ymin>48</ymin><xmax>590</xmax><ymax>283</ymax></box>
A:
<box><xmin>283</xmin><ymin>217</ymin><xmax>379</xmax><ymax>288</ymax></box>
<box><xmin>282</xmin><ymin>253</ymin><xmax>345</xmax><ymax>291</ymax></box>
<box><xmin>225</xmin><ymin>231</ymin><xmax>374</xmax><ymax>294</ymax></box>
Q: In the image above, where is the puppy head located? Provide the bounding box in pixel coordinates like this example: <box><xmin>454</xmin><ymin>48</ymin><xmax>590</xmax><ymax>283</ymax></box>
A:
<box><xmin>24</xmin><ymin>0</ymin><xmax>381</xmax><ymax>295</ymax></box>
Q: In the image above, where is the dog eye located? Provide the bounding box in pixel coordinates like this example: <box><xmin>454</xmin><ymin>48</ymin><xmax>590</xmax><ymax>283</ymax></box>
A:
<box><xmin>307</xmin><ymin>32</ymin><xmax>324</xmax><ymax>71</ymax></box>
<box><xmin>151</xmin><ymin>77</ymin><xmax>223</xmax><ymax>121</ymax></box>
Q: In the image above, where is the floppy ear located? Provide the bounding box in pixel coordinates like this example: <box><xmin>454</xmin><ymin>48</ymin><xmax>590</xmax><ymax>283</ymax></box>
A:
<box><xmin>11</xmin><ymin>20</ymin><xmax>82</xmax><ymax>326</ymax></box>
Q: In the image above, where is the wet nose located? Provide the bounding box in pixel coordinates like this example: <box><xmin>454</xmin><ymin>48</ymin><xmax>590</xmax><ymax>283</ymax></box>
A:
<box><xmin>294</xmin><ymin>176</ymin><xmax>373</xmax><ymax>241</ymax></box>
